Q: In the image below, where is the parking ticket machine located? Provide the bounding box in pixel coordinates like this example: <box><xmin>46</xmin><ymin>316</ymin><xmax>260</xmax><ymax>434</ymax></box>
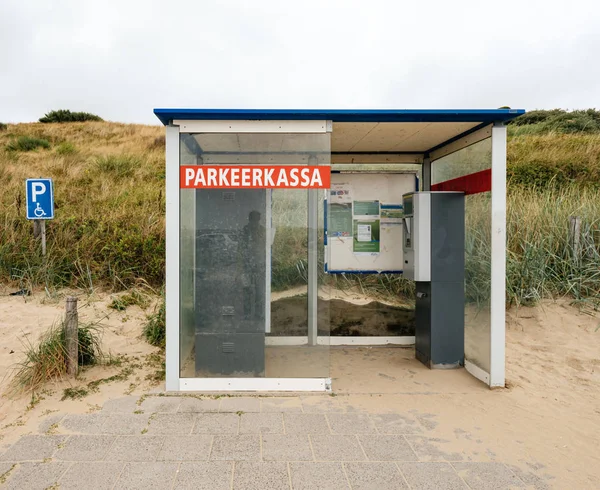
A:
<box><xmin>402</xmin><ymin>191</ymin><xmax>465</xmax><ymax>368</ymax></box>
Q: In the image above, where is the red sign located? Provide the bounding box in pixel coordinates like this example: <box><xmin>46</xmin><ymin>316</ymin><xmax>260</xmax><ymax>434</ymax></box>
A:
<box><xmin>180</xmin><ymin>165</ymin><xmax>330</xmax><ymax>189</ymax></box>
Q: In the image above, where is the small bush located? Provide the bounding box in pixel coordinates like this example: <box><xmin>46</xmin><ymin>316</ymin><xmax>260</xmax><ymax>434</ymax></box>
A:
<box><xmin>94</xmin><ymin>155</ymin><xmax>140</xmax><ymax>178</ymax></box>
<box><xmin>39</xmin><ymin>110</ymin><xmax>103</xmax><ymax>123</ymax></box>
<box><xmin>109</xmin><ymin>288</ymin><xmax>151</xmax><ymax>311</ymax></box>
<box><xmin>0</xmin><ymin>122</ymin><xmax>7</xmax><ymax>131</ymax></box>
<box><xmin>9</xmin><ymin>321</ymin><xmax>103</xmax><ymax>395</ymax></box>
<box><xmin>56</xmin><ymin>141</ymin><xmax>77</xmax><ymax>155</ymax></box>
<box><xmin>144</xmin><ymin>297</ymin><xmax>165</xmax><ymax>348</ymax></box>
<box><xmin>6</xmin><ymin>136</ymin><xmax>51</xmax><ymax>152</ymax></box>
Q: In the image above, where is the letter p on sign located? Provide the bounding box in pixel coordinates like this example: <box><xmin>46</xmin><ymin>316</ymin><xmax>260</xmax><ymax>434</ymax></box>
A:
<box><xmin>32</xmin><ymin>182</ymin><xmax>46</xmax><ymax>202</ymax></box>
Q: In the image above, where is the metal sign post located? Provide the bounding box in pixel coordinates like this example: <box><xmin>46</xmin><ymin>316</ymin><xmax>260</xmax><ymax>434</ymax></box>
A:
<box><xmin>25</xmin><ymin>178</ymin><xmax>54</xmax><ymax>256</ymax></box>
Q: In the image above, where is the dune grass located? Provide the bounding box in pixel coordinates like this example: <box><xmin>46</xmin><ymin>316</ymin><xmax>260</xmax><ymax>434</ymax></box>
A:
<box><xmin>0</xmin><ymin>120</ymin><xmax>599</xmax><ymax>308</ymax></box>
<box><xmin>9</xmin><ymin>320</ymin><xmax>104</xmax><ymax>395</ymax></box>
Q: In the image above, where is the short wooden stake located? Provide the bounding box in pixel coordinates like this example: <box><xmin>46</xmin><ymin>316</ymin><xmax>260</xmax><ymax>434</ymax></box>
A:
<box><xmin>569</xmin><ymin>216</ymin><xmax>581</xmax><ymax>261</ymax></box>
<box><xmin>65</xmin><ymin>296</ymin><xmax>78</xmax><ymax>376</ymax></box>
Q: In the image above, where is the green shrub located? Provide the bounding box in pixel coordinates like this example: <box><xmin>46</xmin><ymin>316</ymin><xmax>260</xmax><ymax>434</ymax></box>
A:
<box><xmin>94</xmin><ymin>155</ymin><xmax>140</xmax><ymax>178</ymax></box>
<box><xmin>510</xmin><ymin>109</ymin><xmax>565</xmax><ymax>126</ymax></box>
<box><xmin>109</xmin><ymin>288</ymin><xmax>151</xmax><ymax>311</ymax></box>
<box><xmin>39</xmin><ymin>110</ymin><xmax>103</xmax><ymax>123</ymax></box>
<box><xmin>56</xmin><ymin>141</ymin><xmax>77</xmax><ymax>155</ymax></box>
<box><xmin>144</xmin><ymin>297</ymin><xmax>165</xmax><ymax>348</ymax></box>
<box><xmin>6</xmin><ymin>136</ymin><xmax>51</xmax><ymax>152</ymax></box>
<box><xmin>0</xmin><ymin>122</ymin><xmax>7</xmax><ymax>131</ymax></box>
<box><xmin>9</xmin><ymin>321</ymin><xmax>103</xmax><ymax>395</ymax></box>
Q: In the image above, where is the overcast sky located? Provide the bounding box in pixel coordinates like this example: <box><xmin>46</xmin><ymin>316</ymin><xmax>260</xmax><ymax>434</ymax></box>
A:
<box><xmin>1</xmin><ymin>0</ymin><xmax>599</xmax><ymax>125</ymax></box>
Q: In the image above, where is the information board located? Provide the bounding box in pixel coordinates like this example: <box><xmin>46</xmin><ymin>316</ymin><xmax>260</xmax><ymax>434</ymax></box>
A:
<box><xmin>325</xmin><ymin>172</ymin><xmax>418</xmax><ymax>273</ymax></box>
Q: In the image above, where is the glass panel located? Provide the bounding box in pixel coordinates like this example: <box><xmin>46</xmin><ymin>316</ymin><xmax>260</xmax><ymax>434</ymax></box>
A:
<box><xmin>432</xmin><ymin>138</ymin><xmax>492</xmax><ymax>373</ymax></box>
<box><xmin>431</xmin><ymin>138</ymin><xmax>492</xmax><ymax>185</ymax></box>
<box><xmin>325</xmin><ymin>165</ymin><xmax>418</xmax><ymax>337</ymax></box>
<box><xmin>179</xmin><ymin>132</ymin><xmax>330</xmax><ymax>379</ymax></box>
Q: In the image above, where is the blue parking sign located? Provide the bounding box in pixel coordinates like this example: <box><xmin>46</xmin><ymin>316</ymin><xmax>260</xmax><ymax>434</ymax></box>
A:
<box><xmin>26</xmin><ymin>179</ymin><xmax>54</xmax><ymax>220</ymax></box>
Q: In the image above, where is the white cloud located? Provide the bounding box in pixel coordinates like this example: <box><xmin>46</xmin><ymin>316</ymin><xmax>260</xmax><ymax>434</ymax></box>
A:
<box><xmin>1</xmin><ymin>0</ymin><xmax>599</xmax><ymax>124</ymax></box>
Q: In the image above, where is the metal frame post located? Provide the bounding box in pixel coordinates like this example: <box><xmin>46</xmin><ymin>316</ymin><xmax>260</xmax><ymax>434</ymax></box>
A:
<box><xmin>165</xmin><ymin>124</ymin><xmax>180</xmax><ymax>391</ymax></box>
<box><xmin>422</xmin><ymin>155</ymin><xmax>431</xmax><ymax>191</ymax></box>
<box><xmin>307</xmin><ymin>187</ymin><xmax>318</xmax><ymax>346</ymax></box>
<box><xmin>490</xmin><ymin>123</ymin><xmax>507</xmax><ymax>388</ymax></box>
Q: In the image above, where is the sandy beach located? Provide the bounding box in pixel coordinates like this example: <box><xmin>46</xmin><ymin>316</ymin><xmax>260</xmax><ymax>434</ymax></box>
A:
<box><xmin>0</xmin><ymin>288</ymin><xmax>599</xmax><ymax>487</ymax></box>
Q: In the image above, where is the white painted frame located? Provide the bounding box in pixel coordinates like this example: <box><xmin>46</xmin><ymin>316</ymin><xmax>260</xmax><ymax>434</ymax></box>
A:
<box><xmin>265</xmin><ymin>336</ymin><xmax>415</xmax><ymax>346</ymax></box>
<box><xmin>165</xmin><ymin>124</ymin><xmax>180</xmax><ymax>391</ymax></box>
<box><xmin>489</xmin><ymin>124</ymin><xmax>507</xmax><ymax>388</ymax></box>
<box><xmin>166</xmin><ymin>119</ymin><xmax>331</xmax><ymax>393</ymax></box>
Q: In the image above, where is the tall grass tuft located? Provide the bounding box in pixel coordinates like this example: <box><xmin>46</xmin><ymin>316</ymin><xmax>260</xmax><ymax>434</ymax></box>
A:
<box><xmin>144</xmin><ymin>296</ymin><xmax>165</xmax><ymax>348</ymax></box>
<box><xmin>9</xmin><ymin>321</ymin><xmax>103</xmax><ymax>395</ymax></box>
<box><xmin>6</xmin><ymin>136</ymin><xmax>51</xmax><ymax>152</ymax></box>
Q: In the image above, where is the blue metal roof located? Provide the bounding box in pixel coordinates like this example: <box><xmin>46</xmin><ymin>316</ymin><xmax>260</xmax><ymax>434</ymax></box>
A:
<box><xmin>153</xmin><ymin>108</ymin><xmax>525</xmax><ymax>126</ymax></box>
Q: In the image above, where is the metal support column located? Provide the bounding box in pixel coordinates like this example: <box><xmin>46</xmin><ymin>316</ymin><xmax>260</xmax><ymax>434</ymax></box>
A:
<box><xmin>490</xmin><ymin>123</ymin><xmax>507</xmax><ymax>388</ymax></box>
<box><xmin>307</xmin><ymin>188</ymin><xmax>318</xmax><ymax>346</ymax></box>
<box><xmin>422</xmin><ymin>155</ymin><xmax>431</xmax><ymax>191</ymax></box>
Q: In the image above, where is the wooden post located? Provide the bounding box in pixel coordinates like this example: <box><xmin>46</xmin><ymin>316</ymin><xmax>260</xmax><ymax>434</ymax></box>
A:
<box><xmin>569</xmin><ymin>216</ymin><xmax>581</xmax><ymax>261</ymax></box>
<box><xmin>41</xmin><ymin>220</ymin><xmax>46</xmax><ymax>257</ymax></box>
<box><xmin>65</xmin><ymin>296</ymin><xmax>78</xmax><ymax>376</ymax></box>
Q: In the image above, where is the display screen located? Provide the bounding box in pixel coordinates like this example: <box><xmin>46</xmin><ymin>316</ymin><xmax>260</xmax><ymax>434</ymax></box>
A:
<box><xmin>403</xmin><ymin>195</ymin><xmax>413</xmax><ymax>216</ymax></box>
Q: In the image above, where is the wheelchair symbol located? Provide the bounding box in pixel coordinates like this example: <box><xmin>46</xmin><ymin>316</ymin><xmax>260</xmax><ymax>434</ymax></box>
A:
<box><xmin>34</xmin><ymin>202</ymin><xmax>47</xmax><ymax>218</ymax></box>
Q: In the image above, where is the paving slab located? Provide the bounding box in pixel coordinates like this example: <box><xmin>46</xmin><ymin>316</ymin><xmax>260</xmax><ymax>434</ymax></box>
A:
<box><xmin>101</xmin><ymin>396</ymin><xmax>140</xmax><ymax>413</ymax></box>
<box><xmin>193</xmin><ymin>413</ymin><xmax>239</xmax><ymax>434</ymax></box>
<box><xmin>405</xmin><ymin>436</ymin><xmax>465</xmax><ymax>462</ymax></box>
<box><xmin>327</xmin><ymin>413</ymin><xmax>377</xmax><ymax>434</ymax></box>
<box><xmin>38</xmin><ymin>413</ymin><xmax>65</xmax><ymax>433</ymax></box>
<box><xmin>343</xmin><ymin>462</ymin><xmax>409</xmax><ymax>489</ymax></box>
<box><xmin>146</xmin><ymin>412</ymin><xmax>197</xmax><ymax>435</ymax></box>
<box><xmin>61</xmin><ymin>413</ymin><xmax>108</xmax><ymax>434</ymax></box>
<box><xmin>310</xmin><ymin>435</ymin><xmax>366</xmax><ymax>461</ymax></box>
<box><xmin>262</xmin><ymin>434</ymin><xmax>314</xmax><ymax>461</ymax></box>
<box><xmin>178</xmin><ymin>396</ymin><xmax>221</xmax><ymax>413</ymax></box>
<box><xmin>210</xmin><ymin>435</ymin><xmax>261</xmax><ymax>461</ymax></box>
<box><xmin>240</xmin><ymin>413</ymin><xmax>284</xmax><ymax>434</ymax></box>
<box><xmin>114</xmin><ymin>462</ymin><xmax>178</xmax><ymax>489</ymax></box>
<box><xmin>289</xmin><ymin>462</ymin><xmax>350</xmax><ymax>489</ymax></box>
<box><xmin>174</xmin><ymin>461</ymin><xmax>232</xmax><ymax>490</ymax></box>
<box><xmin>0</xmin><ymin>462</ymin><xmax>15</xmax><ymax>476</ymax></box>
<box><xmin>219</xmin><ymin>396</ymin><xmax>261</xmax><ymax>413</ymax></box>
<box><xmin>358</xmin><ymin>435</ymin><xmax>418</xmax><ymax>462</ymax></box>
<box><xmin>1</xmin><ymin>462</ymin><xmax>70</xmax><ymax>490</ymax></box>
<box><xmin>300</xmin><ymin>396</ymin><xmax>346</xmax><ymax>413</ymax></box>
<box><xmin>139</xmin><ymin>396</ymin><xmax>182</xmax><ymax>413</ymax></box>
<box><xmin>398</xmin><ymin>462</ymin><xmax>468</xmax><ymax>490</ymax></box>
<box><xmin>284</xmin><ymin>413</ymin><xmax>330</xmax><ymax>434</ymax></box>
<box><xmin>0</xmin><ymin>435</ymin><xmax>67</xmax><ymax>461</ymax></box>
<box><xmin>105</xmin><ymin>436</ymin><xmax>165</xmax><ymax>461</ymax></box>
<box><xmin>506</xmin><ymin>464</ymin><xmax>552</xmax><ymax>490</ymax></box>
<box><xmin>100</xmin><ymin>413</ymin><xmax>151</xmax><ymax>435</ymax></box>
<box><xmin>157</xmin><ymin>435</ymin><xmax>213</xmax><ymax>461</ymax></box>
<box><xmin>260</xmin><ymin>397</ymin><xmax>303</xmax><ymax>413</ymax></box>
<box><xmin>370</xmin><ymin>414</ymin><xmax>423</xmax><ymax>434</ymax></box>
<box><xmin>233</xmin><ymin>461</ymin><xmax>290</xmax><ymax>490</ymax></box>
<box><xmin>54</xmin><ymin>435</ymin><xmax>116</xmax><ymax>461</ymax></box>
<box><xmin>58</xmin><ymin>461</ymin><xmax>124</xmax><ymax>490</ymax></box>
<box><xmin>452</xmin><ymin>462</ymin><xmax>526</xmax><ymax>489</ymax></box>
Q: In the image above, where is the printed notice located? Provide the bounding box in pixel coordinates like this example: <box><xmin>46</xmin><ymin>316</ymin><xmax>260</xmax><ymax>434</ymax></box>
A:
<box><xmin>353</xmin><ymin>219</ymin><xmax>380</xmax><ymax>254</ymax></box>
<box><xmin>353</xmin><ymin>200</ymin><xmax>380</xmax><ymax>217</ymax></box>
<box><xmin>329</xmin><ymin>203</ymin><xmax>353</xmax><ymax>237</ymax></box>
<box><xmin>330</xmin><ymin>183</ymin><xmax>353</xmax><ymax>204</ymax></box>
<box><xmin>380</xmin><ymin>204</ymin><xmax>404</xmax><ymax>224</ymax></box>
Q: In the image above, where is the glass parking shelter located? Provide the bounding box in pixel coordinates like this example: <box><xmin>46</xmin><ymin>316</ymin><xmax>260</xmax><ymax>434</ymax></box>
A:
<box><xmin>154</xmin><ymin>108</ymin><xmax>525</xmax><ymax>392</ymax></box>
